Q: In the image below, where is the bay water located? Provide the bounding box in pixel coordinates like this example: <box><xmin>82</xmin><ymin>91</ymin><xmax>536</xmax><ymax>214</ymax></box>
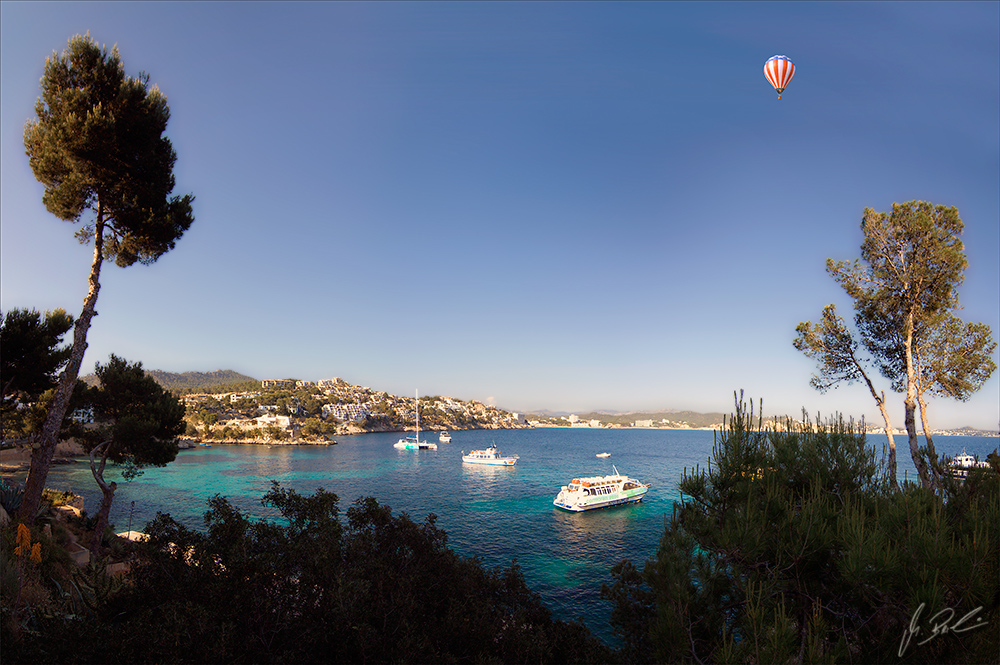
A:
<box><xmin>26</xmin><ymin>428</ymin><xmax>999</xmax><ymax>644</ymax></box>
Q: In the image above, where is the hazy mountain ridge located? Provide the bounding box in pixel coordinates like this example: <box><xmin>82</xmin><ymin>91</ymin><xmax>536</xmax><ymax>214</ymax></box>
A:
<box><xmin>536</xmin><ymin>410</ymin><xmax>727</xmax><ymax>428</ymax></box>
<box><xmin>80</xmin><ymin>369</ymin><xmax>257</xmax><ymax>393</ymax></box>
<box><xmin>76</xmin><ymin>369</ymin><xmax>996</xmax><ymax>434</ymax></box>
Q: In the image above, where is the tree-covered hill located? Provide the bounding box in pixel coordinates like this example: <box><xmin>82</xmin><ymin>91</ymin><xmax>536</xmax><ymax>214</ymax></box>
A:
<box><xmin>80</xmin><ymin>369</ymin><xmax>257</xmax><ymax>394</ymax></box>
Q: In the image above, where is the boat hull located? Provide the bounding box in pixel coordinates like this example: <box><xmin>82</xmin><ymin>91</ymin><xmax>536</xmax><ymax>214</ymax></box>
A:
<box><xmin>395</xmin><ymin>439</ymin><xmax>437</xmax><ymax>450</ymax></box>
<box><xmin>462</xmin><ymin>456</ymin><xmax>517</xmax><ymax>466</ymax></box>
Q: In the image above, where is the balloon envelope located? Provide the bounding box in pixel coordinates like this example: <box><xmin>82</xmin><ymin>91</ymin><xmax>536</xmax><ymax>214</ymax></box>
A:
<box><xmin>764</xmin><ymin>55</ymin><xmax>795</xmax><ymax>99</ymax></box>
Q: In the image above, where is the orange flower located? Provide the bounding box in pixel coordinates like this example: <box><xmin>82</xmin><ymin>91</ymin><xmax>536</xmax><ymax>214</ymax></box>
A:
<box><xmin>16</xmin><ymin>523</ymin><xmax>31</xmax><ymax>549</ymax></box>
<box><xmin>15</xmin><ymin>523</ymin><xmax>31</xmax><ymax>557</ymax></box>
<box><xmin>31</xmin><ymin>542</ymin><xmax>42</xmax><ymax>564</ymax></box>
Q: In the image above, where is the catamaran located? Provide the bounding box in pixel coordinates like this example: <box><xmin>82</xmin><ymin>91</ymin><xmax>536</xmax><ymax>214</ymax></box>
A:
<box><xmin>394</xmin><ymin>390</ymin><xmax>437</xmax><ymax>450</ymax></box>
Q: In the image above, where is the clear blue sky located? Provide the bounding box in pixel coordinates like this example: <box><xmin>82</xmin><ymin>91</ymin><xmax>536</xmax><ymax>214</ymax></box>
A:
<box><xmin>2</xmin><ymin>2</ymin><xmax>998</xmax><ymax>430</ymax></box>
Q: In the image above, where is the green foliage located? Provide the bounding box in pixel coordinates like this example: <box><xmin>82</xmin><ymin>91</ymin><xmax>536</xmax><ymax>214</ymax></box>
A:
<box><xmin>916</xmin><ymin>313</ymin><xmax>997</xmax><ymax>403</ymax></box>
<box><xmin>4</xmin><ymin>484</ymin><xmax>613</xmax><ymax>663</ymax></box>
<box><xmin>0</xmin><ymin>479</ymin><xmax>25</xmax><ymax>514</ymax></box>
<box><xmin>81</xmin><ymin>370</ymin><xmax>259</xmax><ymax>395</ymax></box>
<box><xmin>0</xmin><ymin>308</ymin><xmax>73</xmax><ymax>400</ymax></box>
<box><xmin>87</xmin><ymin>355</ymin><xmax>186</xmax><ymax>468</ymax></box>
<box><xmin>149</xmin><ymin>370</ymin><xmax>258</xmax><ymax>394</ymax></box>
<box><xmin>78</xmin><ymin>355</ymin><xmax>186</xmax><ymax>552</ymax></box>
<box><xmin>603</xmin><ymin>393</ymin><xmax>999</xmax><ymax>663</ymax></box>
<box><xmin>1</xmin><ymin>380</ymin><xmax>91</xmax><ymax>447</ymax></box>
<box><xmin>794</xmin><ymin>304</ymin><xmax>868</xmax><ymax>393</ymax></box>
<box><xmin>1</xmin><ymin>309</ymin><xmax>76</xmax><ymax>442</ymax></box>
<box><xmin>24</xmin><ymin>34</ymin><xmax>194</xmax><ymax>267</ymax></box>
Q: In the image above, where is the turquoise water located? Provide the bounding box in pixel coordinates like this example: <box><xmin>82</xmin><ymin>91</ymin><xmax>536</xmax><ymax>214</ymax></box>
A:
<box><xmin>24</xmin><ymin>428</ymin><xmax>999</xmax><ymax>643</ymax></box>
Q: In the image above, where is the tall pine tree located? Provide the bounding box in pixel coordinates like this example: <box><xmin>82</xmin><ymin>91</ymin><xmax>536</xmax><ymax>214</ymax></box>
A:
<box><xmin>19</xmin><ymin>34</ymin><xmax>194</xmax><ymax>522</ymax></box>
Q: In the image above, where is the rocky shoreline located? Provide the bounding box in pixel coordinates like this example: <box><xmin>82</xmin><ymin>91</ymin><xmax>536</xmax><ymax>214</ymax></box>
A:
<box><xmin>0</xmin><ymin>440</ymin><xmax>86</xmax><ymax>475</ymax></box>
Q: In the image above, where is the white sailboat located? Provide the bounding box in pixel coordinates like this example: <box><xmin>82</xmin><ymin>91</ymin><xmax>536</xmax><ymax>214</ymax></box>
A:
<box><xmin>394</xmin><ymin>390</ymin><xmax>437</xmax><ymax>450</ymax></box>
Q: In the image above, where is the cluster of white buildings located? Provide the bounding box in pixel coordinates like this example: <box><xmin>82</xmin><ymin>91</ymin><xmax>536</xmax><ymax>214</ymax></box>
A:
<box><xmin>321</xmin><ymin>403</ymin><xmax>372</xmax><ymax>422</ymax></box>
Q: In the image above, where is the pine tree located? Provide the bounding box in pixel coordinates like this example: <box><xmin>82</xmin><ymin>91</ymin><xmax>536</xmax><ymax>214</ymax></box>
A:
<box><xmin>18</xmin><ymin>34</ymin><xmax>194</xmax><ymax>522</ymax></box>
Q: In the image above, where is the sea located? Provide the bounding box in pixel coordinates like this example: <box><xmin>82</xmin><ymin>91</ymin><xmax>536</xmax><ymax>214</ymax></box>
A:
<box><xmin>20</xmin><ymin>428</ymin><xmax>999</xmax><ymax>645</ymax></box>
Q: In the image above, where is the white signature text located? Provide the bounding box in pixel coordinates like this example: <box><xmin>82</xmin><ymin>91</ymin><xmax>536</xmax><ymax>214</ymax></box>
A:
<box><xmin>898</xmin><ymin>602</ymin><xmax>988</xmax><ymax>658</ymax></box>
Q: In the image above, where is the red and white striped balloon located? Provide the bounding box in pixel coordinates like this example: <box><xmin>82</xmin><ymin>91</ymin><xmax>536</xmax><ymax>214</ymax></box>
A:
<box><xmin>763</xmin><ymin>55</ymin><xmax>795</xmax><ymax>100</ymax></box>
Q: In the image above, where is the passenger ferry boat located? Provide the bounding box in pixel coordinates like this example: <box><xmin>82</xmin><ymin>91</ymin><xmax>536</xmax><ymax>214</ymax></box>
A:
<box><xmin>553</xmin><ymin>466</ymin><xmax>649</xmax><ymax>512</ymax></box>
<box><xmin>949</xmin><ymin>450</ymin><xmax>991</xmax><ymax>479</ymax></box>
<box><xmin>462</xmin><ymin>445</ymin><xmax>518</xmax><ymax>466</ymax></box>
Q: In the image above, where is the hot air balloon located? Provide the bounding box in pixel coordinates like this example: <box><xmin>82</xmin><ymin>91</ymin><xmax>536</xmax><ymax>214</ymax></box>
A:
<box><xmin>764</xmin><ymin>55</ymin><xmax>795</xmax><ymax>99</ymax></box>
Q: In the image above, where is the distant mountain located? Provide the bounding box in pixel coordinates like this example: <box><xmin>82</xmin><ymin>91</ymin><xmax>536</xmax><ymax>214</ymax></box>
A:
<box><xmin>574</xmin><ymin>410</ymin><xmax>727</xmax><ymax>428</ymax></box>
<box><xmin>526</xmin><ymin>409</ymin><xmax>727</xmax><ymax>428</ymax></box>
<box><xmin>80</xmin><ymin>369</ymin><xmax>257</xmax><ymax>393</ymax></box>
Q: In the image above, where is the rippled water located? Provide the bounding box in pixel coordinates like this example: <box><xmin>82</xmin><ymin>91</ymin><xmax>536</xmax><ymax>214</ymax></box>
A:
<box><xmin>25</xmin><ymin>428</ymin><xmax>999</xmax><ymax>643</ymax></box>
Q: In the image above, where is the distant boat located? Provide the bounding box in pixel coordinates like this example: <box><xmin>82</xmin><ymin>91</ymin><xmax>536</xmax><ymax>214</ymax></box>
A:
<box><xmin>596</xmin><ymin>452</ymin><xmax>611</xmax><ymax>458</ymax></box>
<box><xmin>394</xmin><ymin>390</ymin><xmax>437</xmax><ymax>450</ymax></box>
<box><xmin>950</xmin><ymin>450</ymin><xmax>990</xmax><ymax>479</ymax></box>
<box><xmin>439</xmin><ymin>431</ymin><xmax>452</xmax><ymax>443</ymax></box>
<box><xmin>462</xmin><ymin>445</ymin><xmax>518</xmax><ymax>466</ymax></box>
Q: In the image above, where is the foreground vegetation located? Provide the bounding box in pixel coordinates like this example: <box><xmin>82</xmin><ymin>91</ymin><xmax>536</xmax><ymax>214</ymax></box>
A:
<box><xmin>2</xmin><ymin>484</ymin><xmax>612</xmax><ymax>664</ymax></box>
<box><xmin>603</xmin><ymin>395</ymin><xmax>999</xmax><ymax>664</ymax></box>
<box><xmin>3</xmin><ymin>396</ymin><xmax>997</xmax><ymax>663</ymax></box>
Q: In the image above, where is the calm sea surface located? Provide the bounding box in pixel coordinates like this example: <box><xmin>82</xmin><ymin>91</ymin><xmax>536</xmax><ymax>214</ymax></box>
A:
<box><xmin>24</xmin><ymin>428</ymin><xmax>999</xmax><ymax>643</ymax></box>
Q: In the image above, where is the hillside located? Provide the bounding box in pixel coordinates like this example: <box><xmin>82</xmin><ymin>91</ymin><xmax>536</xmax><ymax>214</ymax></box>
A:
<box><xmin>80</xmin><ymin>369</ymin><xmax>257</xmax><ymax>393</ymax></box>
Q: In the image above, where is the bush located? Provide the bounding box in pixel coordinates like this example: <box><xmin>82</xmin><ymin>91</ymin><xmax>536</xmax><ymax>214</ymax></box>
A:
<box><xmin>602</xmin><ymin>394</ymin><xmax>999</xmax><ymax>663</ymax></box>
<box><xmin>5</xmin><ymin>482</ymin><xmax>613</xmax><ymax>663</ymax></box>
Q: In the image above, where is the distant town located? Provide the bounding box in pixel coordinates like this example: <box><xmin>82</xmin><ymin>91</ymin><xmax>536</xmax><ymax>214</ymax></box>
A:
<box><xmin>170</xmin><ymin>375</ymin><xmax>997</xmax><ymax>443</ymax></box>
<box><xmin>180</xmin><ymin>377</ymin><xmax>526</xmax><ymax>443</ymax></box>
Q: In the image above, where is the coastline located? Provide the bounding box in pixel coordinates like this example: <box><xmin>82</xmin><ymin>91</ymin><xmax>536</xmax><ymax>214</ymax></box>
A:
<box><xmin>0</xmin><ymin>439</ymin><xmax>85</xmax><ymax>475</ymax></box>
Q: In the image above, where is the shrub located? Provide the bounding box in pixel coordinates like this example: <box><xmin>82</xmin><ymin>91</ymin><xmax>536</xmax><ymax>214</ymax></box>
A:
<box><xmin>603</xmin><ymin>393</ymin><xmax>999</xmax><ymax>663</ymax></box>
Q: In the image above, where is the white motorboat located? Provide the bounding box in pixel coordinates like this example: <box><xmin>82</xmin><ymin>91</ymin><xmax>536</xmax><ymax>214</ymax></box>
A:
<box><xmin>462</xmin><ymin>445</ymin><xmax>518</xmax><ymax>466</ymax></box>
<box><xmin>439</xmin><ymin>431</ymin><xmax>452</xmax><ymax>443</ymax></box>
<box><xmin>553</xmin><ymin>465</ymin><xmax>649</xmax><ymax>512</ymax></box>
<box><xmin>596</xmin><ymin>452</ymin><xmax>611</xmax><ymax>458</ymax></box>
<box><xmin>394</xmin><ymin>390</ymin><xmax>437</xmax><ymax>450</ymax></box>
<box><xmin>949</xmin><ymin>450</ymin><xmax>990</xmax><ymax>479</ymax></box>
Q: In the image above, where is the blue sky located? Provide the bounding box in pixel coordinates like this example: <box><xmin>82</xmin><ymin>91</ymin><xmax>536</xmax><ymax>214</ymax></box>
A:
<box><xmin>2</xmin><ymin>2</ymin><xmax>998</xmax><ymax>430</ymax></box>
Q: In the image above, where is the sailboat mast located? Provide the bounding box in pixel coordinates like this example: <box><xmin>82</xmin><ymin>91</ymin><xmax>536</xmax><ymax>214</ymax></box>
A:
<box><xmin>415</xmin><ymin>389</ymin><xmax>419</xmax><ymax>439</ymax></box>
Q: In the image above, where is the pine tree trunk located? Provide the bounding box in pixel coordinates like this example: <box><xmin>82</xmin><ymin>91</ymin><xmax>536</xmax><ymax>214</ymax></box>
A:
<box><xmin>904</xmin><ymin>396</ymin><xmax>927</xmax><ymax>487</ymax></box>
<box><xmin>858</xmin><ymin>362</ymin><xmax>899</xmax><ymax>491</ymax></box>
<box><xmin>18</xmin><ymin>216</ymin><xmax>104</xmax><ymax>523</ymax></box>
<box><xmin>916</xmin><ymin>389</ymin><xmax>940</xmax><ymax>488</ymax></box>
<box><xmin>875</xmin><ymin>397</ymin><xmax>900</xmax><ymax>491</ymax></box>
<box><xmin>88</xmin><ymin>439</ymin><xmax>116</xmax><ymax>555</ymax></box>
<box><xmin>90</xmin><ymin>480</ymin><xmax>117</xmax><ymax>556</ymax></box>
<box><xmin>904</xmin><ymin>311</ymin><xmax>931</xmax><ymax>488</ymax></box>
